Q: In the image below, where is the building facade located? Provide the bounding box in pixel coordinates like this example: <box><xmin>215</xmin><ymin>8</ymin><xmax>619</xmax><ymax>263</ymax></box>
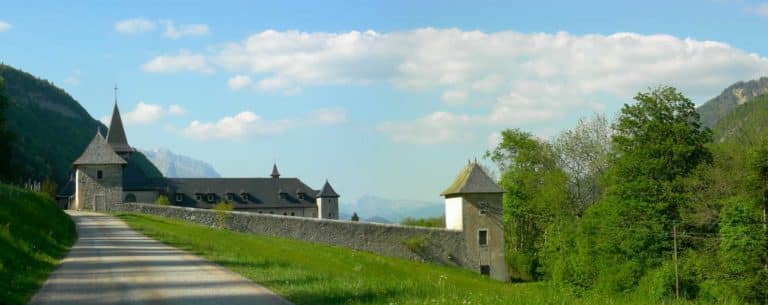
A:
<box><xmin>59</xmin><ymin>100</ymin><xmax>340</xmax><ymax>219</ymax></box>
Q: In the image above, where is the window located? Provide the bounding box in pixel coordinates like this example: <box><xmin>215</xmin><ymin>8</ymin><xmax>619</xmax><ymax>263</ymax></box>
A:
<box><xmin>227</xmin><ymin>194</ymin><xmax>234</xmax><ymax>201</ymax></box>
<box><xmin>175</xmin><ymin>194</ymin><xmax>182</xmax><ymax>202</ymax></box>
<box><xmin>478</xmin><ymin>229</ymin><xmax>488</xmax><ymax>246</ymax></box>
<box><xmin>283</xmin><ymin>212</ymin><xmax>287</xmax><ymax>216</ymax></box>
<box><xmin>328</xmin><ymin>213</ymin><xmax>332</xmax><ymax>218</ymax></box>
<box><xmin>480</xmin><ymin>265</ymin><xmax>490</xmax><ymax>276</ymax></box>
<box><xmin>279</xmin><ymin>193</ymin><xmax>287</xmax><ymax>200</ymax></box>
<box><xmin>195</xmin><ymin>194</ymin><xmax>202</xmax><ymax>201</ymax></box>
<box><xmin>298</xmin><ymin>193</ymin><xmax>304</xmax><ymax>200</ymax></box>
<box><xmin>124</xmin><ymin>193</ymin><xmax>136</xmax><ymax>203</ymax></box>
<box><xmin>290</xmin><ymin>212</ymin><xmax>295</xmax><ymax>216</ymax></box>
<box><xmin>479</xmin><ymin>201</ymin><xmax>488</xmax><ymax>215</ymax></box>
<box><xmin>258</xmin><ymin>211</ymin><xmax>262</xmax><ymax>214</ymax></box>
<box><xmin>241</xmin><ymin>193</ymin><xmax>249</xmax><ymax>201</ymax></box>
<box><xmin>97</xmin><ymin>170</ymin><xmax>103</xmax><ymax>179</ymax></box>
<box><xmin>207</xmin><ymin>194</ymin><xmax>214</xmax><ymax>202</ymax></box>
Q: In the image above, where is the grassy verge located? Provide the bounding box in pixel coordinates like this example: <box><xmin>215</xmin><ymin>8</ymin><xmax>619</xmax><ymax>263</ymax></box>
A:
<box><xmin>0</xmin><ymin>183</ymin><xmax>76</xmax><ymax>305</ymax></box>
<box><xmin>117</xmin><ymin>212</ymin><xmax>701</xmax><ymax>305</ymax></box>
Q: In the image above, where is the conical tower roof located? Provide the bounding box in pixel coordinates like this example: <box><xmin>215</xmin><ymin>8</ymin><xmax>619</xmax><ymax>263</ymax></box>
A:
<box><xmin>73</xmin><ymin>131</ymin><xmax>127</xmax><ymax>166</ymax></box>
<box><xmin>106</xmin><ymin>102</ymin><xmax>133</xmax><ymax>154</ymax></box>
<box><xmin>317</xmin><ymin>180</ymin><xmax>339</xmax><ymax>198</ymax></box>
<box><xmin>441</xmin><ymin>162</ymin><xmax>503</xmax><ymax>196</ymax></box>
<box><xmin>271</xmin><ymin>163</ymin><xmax>280</xmax><ymax>178</ymax></box>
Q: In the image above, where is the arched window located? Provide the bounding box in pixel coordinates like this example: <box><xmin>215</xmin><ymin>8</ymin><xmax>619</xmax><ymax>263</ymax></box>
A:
<box><xmin>124</xmin><ymin>193</ymin><xmax>137</xmax><ymax>203</ymax></box>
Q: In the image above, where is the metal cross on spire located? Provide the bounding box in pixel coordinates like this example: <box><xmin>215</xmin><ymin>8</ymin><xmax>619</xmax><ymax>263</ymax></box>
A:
<box><xmin>114</xmin><ymin>84</ymin><xmax>118</xmax><ymax>104</ymax></box>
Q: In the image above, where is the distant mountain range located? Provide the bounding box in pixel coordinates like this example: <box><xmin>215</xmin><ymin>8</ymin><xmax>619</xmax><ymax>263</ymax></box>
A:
<box><xmin>140</xmin><ymin>148</ymin><xmax>221</xmax><ymax>178</ymax></box>
<box><xmin>697</xmin><ymin>77</ymin><xmax>768</xmax><ymax>127</ymax></box>
<box><xmin>340</xmin><ymin>195</ymin><xmax>443</xmax><ymax>223</ymax></box>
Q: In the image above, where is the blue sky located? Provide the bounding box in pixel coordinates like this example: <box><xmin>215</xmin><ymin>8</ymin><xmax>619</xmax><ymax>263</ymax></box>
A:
<box><xmin>2</xmin><ymin>0</ymin><xmax>768</xmax><ymax>204</ymax></box>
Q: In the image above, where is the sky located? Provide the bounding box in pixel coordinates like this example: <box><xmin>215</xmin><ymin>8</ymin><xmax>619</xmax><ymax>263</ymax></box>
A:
<box><xmin>2</xmin><ymin>0</ymin><xmax>768</xmax><ymax>204</ymax></box>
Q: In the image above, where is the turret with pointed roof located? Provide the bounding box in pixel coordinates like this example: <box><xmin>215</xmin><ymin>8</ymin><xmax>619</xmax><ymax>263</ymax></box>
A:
<box><xmin>106</xmin><ymin>101</ymin><xmax>133</xmax><ymax>155</ymax></box>
<box><xmin>441</xmin><ymin>162</ymin><xmax>503</xmax><ymax>196</ymax></box>
<box><xmin>317</xmin><ymin>180</ymin><xmax>339</xmax><ymax>198</ymax></box>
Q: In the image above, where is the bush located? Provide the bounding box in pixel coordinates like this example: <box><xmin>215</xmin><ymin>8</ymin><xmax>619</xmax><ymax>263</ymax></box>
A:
<box><xmin>155</xmin><ymin>195</ymin><xmax>170</xmax><ymax>205</ymax></box>
<box><xmin>403</xmin><ymin>235</ymin><xmax>429</xmax><ymax>256</ymax></box>
<box><xmin>213</xmin><ymin>201</ymin><xmax>234</xmax><ymax>228</ymax></box>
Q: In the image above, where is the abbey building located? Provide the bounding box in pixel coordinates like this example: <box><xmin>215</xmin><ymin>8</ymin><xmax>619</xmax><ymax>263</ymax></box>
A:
<box><xmin>58</xmin><ymin>101</ymin><xmax>340</xmax><ymax>219</ymax></box>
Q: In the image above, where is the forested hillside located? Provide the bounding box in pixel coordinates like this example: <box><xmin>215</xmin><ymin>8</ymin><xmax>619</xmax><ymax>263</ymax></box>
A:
<box><xmin>0</xmin><ymin>64</ymin><xmax>160</xmax><ymax>186</ymax></box>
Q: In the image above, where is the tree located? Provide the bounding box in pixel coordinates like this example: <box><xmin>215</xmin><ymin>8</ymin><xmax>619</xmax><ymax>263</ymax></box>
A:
<box><xmin>577</xmin><ymin>86</ymin><xmax>713</xmax><ymax>292</ymax></box>
<box><xmin>155</xmin><ymin>195</ymin><xmax>170</xmax><ymax>206</ymax></box>
<box><xmin>486</xmin><ymin>128</ymin><xmax>571</xmax><ymax>280</ymax></box>
<box><xmin>551</xmin><ymin>113</ymin><xmax>611</xmax><ymax>216</ymax></box>
<box><xmin>0</xmin><ymin>77</ymin><xmax>13</xmax><ymax>181</ymax></box>
<box><xmin>351</xmin><ymin>212</ymin><xmax>360</xmax><ymax>222</ymax></box>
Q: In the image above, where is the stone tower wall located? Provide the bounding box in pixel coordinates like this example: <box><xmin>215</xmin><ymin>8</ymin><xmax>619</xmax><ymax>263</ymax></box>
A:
<box><xmin>75</xmin><ymin>164</ymin><xmax>123</xmax><ymax>212</ymax></box>
<box><xmin>316</xmin><ymin>197</ymin><xmax>339</xmax><ymax>220</ymax></box>
<box><xmin>456</xmin><ymin>193</ymin><xmax>508</xmax><ymax>281</ymax></box>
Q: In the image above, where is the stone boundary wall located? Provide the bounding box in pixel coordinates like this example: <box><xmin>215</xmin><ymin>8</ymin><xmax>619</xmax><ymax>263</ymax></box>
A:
<box><xmin>111</xmin><ymin>203</ymin><xmax>475</xmax><ymax>269</ymax></box>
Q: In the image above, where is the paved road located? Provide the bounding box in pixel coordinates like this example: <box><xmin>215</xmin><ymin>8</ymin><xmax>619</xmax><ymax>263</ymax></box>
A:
<box><xmin>29</xmin><ymin>211</ymin><xmax>292</xmax><ymax>305</ymax></box>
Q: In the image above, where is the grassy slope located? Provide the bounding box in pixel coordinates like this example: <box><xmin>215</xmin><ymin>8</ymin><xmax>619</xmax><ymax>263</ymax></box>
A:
<box><xmin>0</xmin><ymin>183</ymin><xmax>76</xmax><ymax>305</ymax></box>
<box><xmin>118</xmin><ymin>213</ymin><xmax>698</xmax><ymax>305</ymax></box>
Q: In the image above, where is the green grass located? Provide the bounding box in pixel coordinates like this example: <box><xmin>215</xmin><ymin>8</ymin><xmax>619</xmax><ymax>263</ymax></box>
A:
<box><xmin>117</xmin><ymin>212</ymin><xmax>702</xmax><ymax>305</ymax></box>
<box><xmin>0</xmin><ymin>183</ymin><xmax>76</xmax><ymax>305</ymax></box>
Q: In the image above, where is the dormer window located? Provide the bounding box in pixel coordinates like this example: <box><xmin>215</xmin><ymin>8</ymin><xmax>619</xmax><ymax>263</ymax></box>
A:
<box><xmin>280</xmin><ymin>193</ymin><xmax>287</xmax><ymax>200</ymax></box>
<box><xmin>175</xmin><ymin>194</ymin><xmax>182</xmax><ymax>202</ymax></box>
<box><xmin>207</xmin><ymin>194</ymin><xmax>214</xmax><ymax>202</ymax></box>
<box><xmin>298</xmin><ymin>193</ymin><xmax>305</xmax><ymax>200</ymax></box>
<box><xmin>241</xmin><ymin>193</ymin><xmax>249</xmax><ymax>201</ymax></box>
<box><xmin>195</xmin><ymin>194</ymin><xmax>202</xmax><ymax>201</ymax></box>
<box><xmin>226</xmin><ymin>193</ymin><xmax>234</xmax><ymax>201</ymax></box>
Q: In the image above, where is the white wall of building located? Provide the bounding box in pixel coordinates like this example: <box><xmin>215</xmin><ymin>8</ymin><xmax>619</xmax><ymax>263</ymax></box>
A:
<box><xmin>445</xmin><ymin>197</ymin><xmax>464</xmax><ymax>230</ymax></box>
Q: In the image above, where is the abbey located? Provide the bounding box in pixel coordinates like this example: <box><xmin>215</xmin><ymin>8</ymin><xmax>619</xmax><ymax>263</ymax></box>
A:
<box><xmin>58</xmin><ymin>101</ymin><xmax>340</xmax><ymax>219</ymax></box>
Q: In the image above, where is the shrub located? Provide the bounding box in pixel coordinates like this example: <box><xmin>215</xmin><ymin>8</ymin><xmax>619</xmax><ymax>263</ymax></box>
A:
<box><xmin>403</xmin><ymin>235</ymin><xmax>429</xmax><ymax>257</ymax></box>
<box><xmin>213</xmin><ymin>201</ymin><xmax>235</xmax><ymax>228</ymax></box>
<box><xmin>351</xmin><ymin>212</ymin><xmax>359</xmax><ymax>221</ymax></box>
<box><xmin>155</xmin><ymin>195</ymin><xmax>170</xmax><ymax>206</ymax></box>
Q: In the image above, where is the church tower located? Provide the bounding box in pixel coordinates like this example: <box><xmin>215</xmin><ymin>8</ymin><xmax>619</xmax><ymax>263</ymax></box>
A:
<box><xmin>441</xmin><ymin>162</ymin><xmax>508</xmax><ymax>281</ymax></box>
<box><xmin>316</xmin><ymin>180</ymin><xmax>339</xmax><ymax>219</ymax></box>
<box><xmin>72</xmin><ymin>130</ymin><xmax>126</xmax><ymax>211</ymax></box>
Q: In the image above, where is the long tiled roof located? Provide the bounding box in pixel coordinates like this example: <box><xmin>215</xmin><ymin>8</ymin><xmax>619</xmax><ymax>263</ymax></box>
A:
<box><xmin>73</xmin><ymin>132</ymin><xmax>128</xmax><ymax>166</ymax></box>
<box><xmin>166</xmin><ymin>177</ymin><xmax>319</xmax><ymax>208</ymax></box>
<box><xmin>441</xmin><ymin>162</ymin><xmax>504</xmax><ymax>196</ymax></box>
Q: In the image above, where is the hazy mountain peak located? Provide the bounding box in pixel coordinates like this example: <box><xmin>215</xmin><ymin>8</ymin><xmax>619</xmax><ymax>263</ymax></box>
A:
<box><xmin>697</xmin><ymin>76</ymin><xmax>768</xmax><ymax>127</ymax></box>
<box><xmin>140</xmin><ymin>148</ymin><xmax>221</xmax><ymax>178</ymax></box>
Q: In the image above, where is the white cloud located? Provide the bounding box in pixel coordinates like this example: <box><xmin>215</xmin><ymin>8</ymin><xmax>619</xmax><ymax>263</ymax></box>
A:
<box><xmin>487</xmin><ymin>132</ymin><xmax>502</xmax><ymax>148</ymax></box>
<box><xmin>227</xmin><ymin>75</ymin><xmax>251</xmax><ymax>90</ymax></box>
<box><xmin>0</xmin><ymin>21</ymin><xmax>11</xmax><ymax>32</ymax></box>
<box><xmin>141</xmin><ymin>28</ymin><xmax>768</xmax><ymax>143</ymax></box>
<box><xmin>168</xmin><ymin>104</ymin><xmax>186</xmax><ymax>115</ymax></box>
<box><xmin>141</xmin><ymin>49</ymin><xmax>211</xmax><ymax>73</ymax></box>
<box><xmin>161</xmin><ymin>20</ymin><xmax>209</xmax><ymax>39</ymax></box>
<box><xmin>180</xmin><ymin>107</ymin><xmax>346</xmax><ymax>141</ymax></box>
<box><xmin>115</xmin><ymin>18</ymin><xmax>155</xmax><ymax>34</ymax></box>
<box><xmin>308</xmin><ymin>108</ymin><xmax>347</xmax><ymax>125</ymax></box>
<box><xmin>121</xmin><ymin>102</ymin><xmax>186</xmax><ymax>125</ymax></box>
<box><xmin>63</xmin><ymin>69</ymin><xmax>82</xmax><ymax>86</ymax></box>
<box><xmin>747</xmin><ymin>3</ymin><xmax>768</xmax><ymax>16</ymax></box>
<box><xmin>441</xmin><ymin>90</ymin><xmax>467</xmax><ymax>104</ymax></box>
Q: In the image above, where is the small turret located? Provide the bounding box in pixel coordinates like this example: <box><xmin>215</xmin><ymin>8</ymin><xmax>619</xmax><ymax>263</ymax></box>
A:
<box><xmin>316</xmin><ymin>180</ymin><xmax>339</xmax><ymax>219</ymax></box>
<box><xmin>442</xmin><ymin>162</ymin><xmax>508</xmax><ymax>281</ymax></box>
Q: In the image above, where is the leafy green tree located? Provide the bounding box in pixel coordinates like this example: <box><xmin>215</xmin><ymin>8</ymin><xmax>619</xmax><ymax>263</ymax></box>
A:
<box><xmin>576</xmin><ymin>86</ymin><xmax>713</xmax><ymax>292</ymax></box>
<box><xmin>400</xmin><ymin>216</ymin><xmax>443</xmax><ymax>227</ymax></box>
<box><xmin>714</xmin><ymin>196</ymin><xmax>768</xmax><ymax>303</ymax></box>
<box><xmin>351</xmin><ymin>212</ymin><xmax>360</xmax><ymax>222</ymax></box>
<box><xmin>40</xmin><ymin>177</ymin><xmax>58</xmax><ymax>199</ymax></box>
<box><xmin>487</xmin><ymin>128</ymin><xmax>571</xmax><ymax>280</ymax></box>
<box><xmin>0</xmin><ymin>77</ymin><xmax>13</xmax><ymax>181</ymax></box>
<box><xmin>551</xmin><ymin>113</ymin><xmax>611</xmax><ymax>216</ymax></box>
